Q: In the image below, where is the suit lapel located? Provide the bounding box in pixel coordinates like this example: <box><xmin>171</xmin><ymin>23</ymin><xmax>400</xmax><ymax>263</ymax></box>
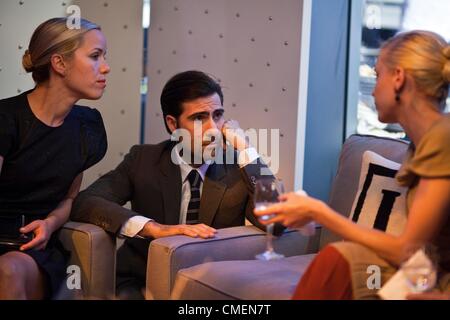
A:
<box><xmin>159</xmin><ymin>142</ymin><xmax>182</xmax><ymax>225</ymax></box>
<box><xmin>199</xmin><ymin>163</ymin><xmax>227</xmax><ymax>226</ymax></box>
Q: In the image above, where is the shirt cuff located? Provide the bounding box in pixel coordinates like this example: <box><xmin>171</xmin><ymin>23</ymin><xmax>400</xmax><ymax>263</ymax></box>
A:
<box><xmin>237</xmin><ymin>147</ymin><xmax>260</xmax><ymax>168</ymax></box>
<box><xmin>120</xmin><ymin>215</ymin><xmax>152</xmax><ymax>238</ymax></box>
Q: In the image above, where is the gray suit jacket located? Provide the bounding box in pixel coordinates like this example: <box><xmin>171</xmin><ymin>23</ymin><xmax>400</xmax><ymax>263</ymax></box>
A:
<box><xmin>71</xmin><ymin>140</ymin><xmax>279</xmax><ymax>282</ymax></box>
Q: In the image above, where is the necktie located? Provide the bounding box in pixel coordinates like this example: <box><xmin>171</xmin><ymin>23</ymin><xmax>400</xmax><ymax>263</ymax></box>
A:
<box><xmin>186</xmin><ymin>170</ymin><xmax>202</xmax><ymax>224</ymax></box>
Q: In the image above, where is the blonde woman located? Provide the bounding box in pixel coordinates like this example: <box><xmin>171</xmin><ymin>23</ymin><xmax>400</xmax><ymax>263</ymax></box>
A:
<box><xmin>0</xmin><ymin>18</ymin><xmax>110</xmax><ymax>299</ymax></box>
<box><xmin>256</xmin><ymin>30</ymin><xmax>450</xmax><ymax>299</ymax></box>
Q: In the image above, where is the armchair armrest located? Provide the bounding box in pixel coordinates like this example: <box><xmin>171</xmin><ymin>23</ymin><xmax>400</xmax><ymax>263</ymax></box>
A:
<box><xmin>58</xmin><ymin>221</ymin><xmax>116</xmax><ymax>299</ymax></box>
<box><xmin>146</xmin><ymin>225</ymin><xmax>319</xmax><ymax>300</ymax></box>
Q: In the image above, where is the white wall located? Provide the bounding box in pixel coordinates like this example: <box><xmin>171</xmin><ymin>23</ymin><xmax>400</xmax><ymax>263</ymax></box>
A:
<box><xmin>0</xmin><ymin>0</ymin><xmax>144</xmax><ymax>189</ymax></box>
<box><xmin>145</xmin><ymin>0</ymin><xmax>309</xmax><ymax>190</ymax></box>
<box><xmin>0</xmin><ymin>0</ymin><xmax>67</xmax><ymax>98</ymax></box>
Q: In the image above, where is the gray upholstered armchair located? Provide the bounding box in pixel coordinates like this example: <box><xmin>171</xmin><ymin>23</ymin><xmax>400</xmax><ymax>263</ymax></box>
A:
<box><xmin>57</xmin><ymin>221</ymin><xmax>116</xmax><ymax>299</ymax></box>
<box><xmin>145</xmin><ymin>226</ymin><xmax>321</xmax><ymax>300</ymax></box>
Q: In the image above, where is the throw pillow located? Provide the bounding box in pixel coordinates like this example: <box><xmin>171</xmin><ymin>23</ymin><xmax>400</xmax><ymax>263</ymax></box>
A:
<box><xmin>349</xmin><ymin>150</ymin><xmax>408</xmax><ymax>236</ymax></box>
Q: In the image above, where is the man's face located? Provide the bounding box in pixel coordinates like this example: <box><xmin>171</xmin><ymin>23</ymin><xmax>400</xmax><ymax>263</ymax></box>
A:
<box><xmin>166</xmin><ymin>93</ymin><xmax>225</xmax><ymax>161</ymax></box>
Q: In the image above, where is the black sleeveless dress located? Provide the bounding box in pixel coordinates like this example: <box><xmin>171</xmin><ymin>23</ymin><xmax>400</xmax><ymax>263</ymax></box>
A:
<box><xmin>0</xmin><ymin>89</ymin><xmax>107</xmax><ymax>297</ymax></box>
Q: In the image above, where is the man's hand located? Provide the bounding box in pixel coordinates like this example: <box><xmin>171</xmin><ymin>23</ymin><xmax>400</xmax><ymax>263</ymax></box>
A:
<box><xmin>139</xmin><ymin>221</ymin><xmax>217</xmax><ymax>239</ymax></box>
<box><xmin>221</xmin><ymin>119</ymin><xmax>250</xmax><ymax>152</ymax></box>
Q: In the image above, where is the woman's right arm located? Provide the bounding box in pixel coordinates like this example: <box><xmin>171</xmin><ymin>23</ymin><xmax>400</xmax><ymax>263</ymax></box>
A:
<box><xmin>255</xmin><ymin>177</ymin><xmax>450</xmax><ymax>266</ymax></box>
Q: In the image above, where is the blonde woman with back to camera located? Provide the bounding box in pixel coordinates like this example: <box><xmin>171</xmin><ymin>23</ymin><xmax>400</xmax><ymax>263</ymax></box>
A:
<box><xmin>0</xmin><ymin>17</ymin><xmax>110</xmax><ymax>299</ymax></box>
<box><xmin>256</xmin><ymin>30</ymin><xmax>450</xmax><ymax>300</ymax></box>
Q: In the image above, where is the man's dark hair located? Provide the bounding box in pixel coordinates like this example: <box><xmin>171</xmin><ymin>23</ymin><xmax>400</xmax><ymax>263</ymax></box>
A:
<box><xmin>160</xmin><ymin>70</ymin><xmax>224</xmax><ymax>134</ymax></box>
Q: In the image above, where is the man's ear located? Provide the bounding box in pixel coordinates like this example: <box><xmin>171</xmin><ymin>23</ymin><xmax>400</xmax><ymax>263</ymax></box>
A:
<box><xmin>165</xmin><ymin>115</ymin><xmax>178</xmax><ymax>134</ymax></box>
<box><xmin>50</xmin><ymin>53</ymin><xmax>67</xmax><ymax>77</ymax></box>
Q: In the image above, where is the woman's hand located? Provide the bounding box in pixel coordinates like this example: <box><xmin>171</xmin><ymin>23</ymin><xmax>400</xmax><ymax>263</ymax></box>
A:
<box><xmin>19</xmin><ymin>219</ymin><xmax>52</xmax><ymax>251</ymax></box>
<box><xmin>15</xmin><ymin>173</ymin><xmax>82</xmax><ymax>252</ymax></box>
<box><xmin>254</xmin><ymin>192</ymin><xmax>325</xmax><ymax>229</ymax></box>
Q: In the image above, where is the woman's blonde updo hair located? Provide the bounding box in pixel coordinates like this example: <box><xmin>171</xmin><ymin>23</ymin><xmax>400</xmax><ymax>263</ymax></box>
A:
<box><xmin>22</xmin><ymin>17</ymin><xmax>101</xmax><ymax>83</ymax></box>
<box><xmin>381</xmin><ymin>30</ymin><xmax>450</xmax><ymax>110</ymax></box>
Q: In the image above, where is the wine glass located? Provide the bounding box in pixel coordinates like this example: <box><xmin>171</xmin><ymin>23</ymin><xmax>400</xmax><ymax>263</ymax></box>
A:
<box><xmin>402</xmin><ymin>246</ymin><xmax>438</xmax><ymax>293</ymax></box>
<box><xmin>254</xmin><ymin>178</ymin><xmax>285</xmax><ymax>261</ymax></box>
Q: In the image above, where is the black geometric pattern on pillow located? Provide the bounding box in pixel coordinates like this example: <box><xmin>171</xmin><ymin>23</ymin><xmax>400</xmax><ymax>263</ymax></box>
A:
<box><xmin>352</xmin><ymin>163</ymin><xmax>401</xmax><ymax>232</ymax></box>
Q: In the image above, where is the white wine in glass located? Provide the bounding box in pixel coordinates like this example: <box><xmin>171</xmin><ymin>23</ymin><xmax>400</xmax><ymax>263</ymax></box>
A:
<box><xmin>254</xmin><ymin>178</ymin><xmax>285</xmax><ymax>261</ymax></box>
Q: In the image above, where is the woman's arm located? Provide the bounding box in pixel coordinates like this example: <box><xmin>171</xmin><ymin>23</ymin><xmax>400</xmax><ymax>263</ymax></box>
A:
<box><xmin>20</xmin><ymin>173</ymin><xmax>83</xmax><ymax>251</ymax></box>
<box><xmin>45</xmin><ymin>172</ymin><xmax>83</xmax><ymax>234</ymax></box>
<box><xmin>256</xmin><ymin>178</ymin><xmax>450</xmax><ymax>266</ymax></box>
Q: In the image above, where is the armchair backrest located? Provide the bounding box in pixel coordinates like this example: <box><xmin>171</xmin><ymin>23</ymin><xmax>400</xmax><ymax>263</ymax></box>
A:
<box><xmin>319</xmin><ymin>134</ymin><xmax>410</xmax><ymax>248</ymax></box>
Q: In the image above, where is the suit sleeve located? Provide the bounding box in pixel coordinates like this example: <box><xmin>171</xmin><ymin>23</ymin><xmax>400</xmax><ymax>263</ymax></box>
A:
<box><xmin>71</xmin><ymin>145</ymin><xmax>141</xmax><ymax>234</ymax></box>
<box><xmin>239</xmin><ymin>157</ymin><xmax>286</xmax><ymax>236</ymax></box>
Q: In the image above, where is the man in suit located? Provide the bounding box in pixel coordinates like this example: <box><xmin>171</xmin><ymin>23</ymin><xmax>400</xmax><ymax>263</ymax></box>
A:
<box><xmin>71</xmin><ymin>70</ymin><xmax>278</xmax><ymax>299</ymax></box>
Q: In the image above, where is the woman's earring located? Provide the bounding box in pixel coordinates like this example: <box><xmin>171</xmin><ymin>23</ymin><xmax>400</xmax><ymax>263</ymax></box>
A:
<box><xmin>395</xmin><ymin>91</ymin><xmax>400</xmax><ymax>102</ymax></box>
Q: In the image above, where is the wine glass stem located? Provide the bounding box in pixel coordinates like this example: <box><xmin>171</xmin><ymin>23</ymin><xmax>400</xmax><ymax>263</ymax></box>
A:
<box><xmin>266</xmin><ymin>223</ymin><xmax>274</xmax><ymax>253</ymax></box>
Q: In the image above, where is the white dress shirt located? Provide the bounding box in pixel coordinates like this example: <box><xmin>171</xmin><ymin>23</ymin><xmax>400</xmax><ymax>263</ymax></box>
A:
<box><xmin>119</xmin><ymin>147</ymin><xmax>260</xmax><ymax>238</ymax></box>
